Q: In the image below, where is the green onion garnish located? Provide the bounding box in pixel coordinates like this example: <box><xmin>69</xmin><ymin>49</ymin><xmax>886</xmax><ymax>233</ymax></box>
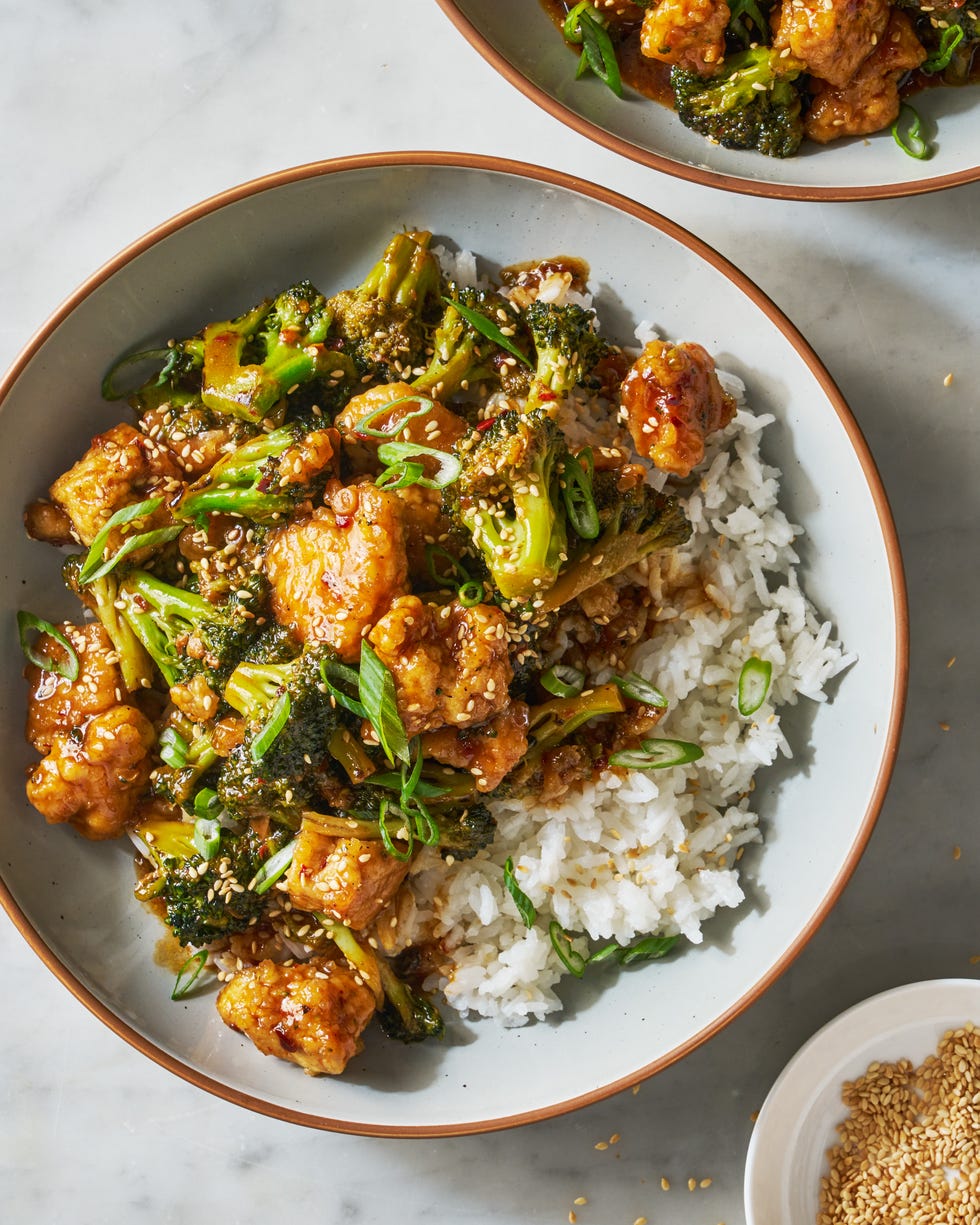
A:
<box><xmin>562</xmin><ymin>451</ymin><xmax>601</xmax><ymax>540</ymax></box>
<box><xmin>442</xmin><ymin>295</ymin><xmax>532</xmax><ymax>368</ymax></box>
<box><xmin>425</xmin><ymin>544</ymin><xmax>471</xmax><ymax>591</ymax></box>
<box><xmin>737</xmin><ymin>656</ymin><xmax>772</xmax><ymax>716</ymax></box>
<box><xmin>617</xmin><ymin>934</ymin><xmax>679</xmax><ymax>965</ymax></box>
<box><xmin>892</xmin><ymin>103</ymin><xmax>931</xmax><ymax>160</ymax></box>
<box><xmin>321</xmin><ymin>659</ymin><xmax>367</xmax><ymax>718</ymax></box>
<box><xmin>540</xmin><ymin>664</ymin><xmax>586</xmax><ymax>699</ymax></box>
<box><xmin>564</xmin><ymin>2</ymin><xmax>623</xmax><ymax>96</ymax></box>
<box><xmin>17</xmin><ymin>611</ymin><xmax>80</xmax><ymax>681</ymax></box>
<box><xmin>457</xmin><ymin>580</ymin><xmax>485</xmax><ymax>607</ymax></box>
<box><xmin>250</xmin><ymin>691</ymin><xmax>291</xmax><ymax>762</ymax></box>
<box><xmin>359</xmin><ymin>640</ymin><xmax>410</xmax><ymax>766</ymax></box>
<box><xmin>503</xmin><ymin>857</ymin><xmax>537</xmax><ymax>929</ymax></box>
<box><xmin>375</xmin><ymin>460</ymin><xmax>426</xmax><ymax>490</ymax></box>
<box><xmin>192</xmin><ymin>787</ymin><xmax>220</xmax><ymax>818</ymax></box>
<box><xmin>158</xmin><ymin>725</ymin><xmax>189</xmax><ymax>768</ymax></box>
<box><xmin>611</xmin><ymin>672</ymin><xmax>668</xmax><ymax>708</ymax></box>
<box><xmin>376</xmin><ymin>440</ymin><xmax>461</xmax><ymax>491</ymax></box>
<box><xmin>549</xmin><ymin>920</ymin><xmax>588</xmax><ymax>977</ymax></box>
<box><xmin>353</xmin><ymin>394</ymin><xmax>434</xmax><ymax>439</ymax></box>
<box><xmin>171</xmin><ymin>949</ymin><xmax>209</xmax><ymax>1000</ymax></box>
<box><xmin>378</xmin><ymin>797</ymin><xmax>414</xmax><ymax>861</ymax></box>
<box><xmin>922</xmin><ymin>25</ymin><xmax>963</xmax><ymax>73</ymax></box>
<box><xmin>193</xmin><ymin>816</ymin><xmax>221</xmax><ymax>861</ymax></box>
<box><xmin>609</xmin><ymin>738</ymin><xmax>703</xmax><ymax>770</ymax></box>
<box><xmin>248</xmin><ymin>839</ymin><xmax>297</xmax><ymax>894</ymax></box>
<box><xmin>102</xmin><ymin>346</ymin><xmax>176</xmax><ymax>401</ymax></box>
<box><xmin>78</xmin><ymin>496</ymin><xmax>180</xmax><ymax>584</ymax></box>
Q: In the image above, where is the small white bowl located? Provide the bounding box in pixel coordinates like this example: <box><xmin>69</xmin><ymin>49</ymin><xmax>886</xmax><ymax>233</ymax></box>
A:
<box><xmin>744</xmin><ymin>978</ymin><xmax>980</xmax><ymax>1225</ymax></box>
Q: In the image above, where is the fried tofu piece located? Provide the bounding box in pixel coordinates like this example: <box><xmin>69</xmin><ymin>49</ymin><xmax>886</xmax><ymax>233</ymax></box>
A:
<box><xmin>421</xmin><ymin>701</ymin><xmax>530</xmax><ymax>793</ymax></box>
<box><xmin>640</xmin><ymin>0</ymin><xmax>730</xmax><ymax>74</ymax></box>
<box><xmin>26</xmin><ymin>703</ymin><xmax>156</xmax><ymax>840</ymax></box>
<box><xmin>620</xmin><ymin>339</ymin><xmax>735</xmax><ymax>478</ymax></box>
<box><xmin>286</xmin><ymin>823</ymin><xmax>411</xmax><ymax>930</ymax></box>
<box><xmin>264</xmin><ymin>480</ymin><xmax>408</xmax><ymax>662</ymax></box>
<box><xmin>47</xmin><ymin>422</ymin><xmax>183</xmax><ymax>548</ymax></box>
<box><xmin>804</xmin><ymin>9</ymin><xmax>926</xmax><ymax>142</ymax></box>
<box><xmin>216</xmin><ymin>958</ymin><xmax>377</xmax><ymax>1076</ymax></box>
<box><xmin>772</xmin><ymin>0</ymin><xmax>890</xmax><ymax>89</ymax></box>
<box><xmin>365</xmin><ymin>595</ymin><xmax>513</xmax><ymax>739</ymax></box>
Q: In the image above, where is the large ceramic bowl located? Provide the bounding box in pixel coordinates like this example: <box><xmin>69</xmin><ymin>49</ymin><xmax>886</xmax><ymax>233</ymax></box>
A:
<box><xmin>0</xmin><ymin>153</ymin><xmax>907</xmax><ymax>1135</ymax></box>
<box><xmin>436</xmin><ymin>0</ymin><xmax>980</xmax><ymax>200</ymax></box>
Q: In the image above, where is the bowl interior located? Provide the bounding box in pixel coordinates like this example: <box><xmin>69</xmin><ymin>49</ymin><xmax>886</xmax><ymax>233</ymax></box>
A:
<box><xmin>0</xmin><ymin>158</ymin><xmax>905</xmax><ymax>1132</ymax></box>
<box><xmin>439</xmin><ymin>0</ymin><xmax>980</xmax><ymax>198</ymax></box>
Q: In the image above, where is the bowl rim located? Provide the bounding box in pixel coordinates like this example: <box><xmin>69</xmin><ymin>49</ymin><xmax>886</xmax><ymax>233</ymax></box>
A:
<box><xmin>0</xmin><ymin>151</ymin><xmax>910</xmax><ymax>1135</ymax></box>
<box><xmin>434</xmin><ymin>0</ymin><xmax>980</xmax><ymax>202</ymax></box>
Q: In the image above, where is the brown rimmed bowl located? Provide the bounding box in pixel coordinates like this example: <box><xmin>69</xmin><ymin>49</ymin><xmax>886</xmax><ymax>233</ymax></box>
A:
<box><xmin>436</xmin><ymin>0</ymin><xmax>980</xmax><ymax>201</ymax></box>
<box><xmin>0</xmin><ymin>153</ymin><xmax>908</xmax><ymax>1134</ymax></box>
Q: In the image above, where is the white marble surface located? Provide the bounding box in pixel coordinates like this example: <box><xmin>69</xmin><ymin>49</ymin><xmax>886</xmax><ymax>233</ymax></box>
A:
<box><xmin>1</xmin><ymin>3</ymin><xmax>977</xmax><ymax>1222</ymax></box>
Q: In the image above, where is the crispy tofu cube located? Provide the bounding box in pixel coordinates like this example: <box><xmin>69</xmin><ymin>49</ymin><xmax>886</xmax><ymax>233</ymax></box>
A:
<box><xmin>286</xmin><ymin>823</ymin><xmax>410</xmax><ymax>931</ymax></box>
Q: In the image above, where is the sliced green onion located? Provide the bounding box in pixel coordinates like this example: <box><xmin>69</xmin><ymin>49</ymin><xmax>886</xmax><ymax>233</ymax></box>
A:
<box><xmin>192</xmin><ymin>787</ymin><xmax>220</xmax><ymax>818</ymax></box>
<box><xmin>564</xmin><ymin>3</ymin><xmax>622</xmax><ymax>96</ymax></box>
<box><xmin>378</xmin><ymin>798</ymin><xmax>414</xmax><ymax>862</ymax></box>
<box><xmin>609</xmin><ymin>738</ymin><xmax>703</xmax><ymax>770</ymax></box>
<box><xmin>78</xmin><ymin>496</ymin><xmax>169</xmax><ymax>584</ymax></box>
<box><xmin>584</xmin><ymin>941</ymin><xmax>620</xmax><ymax>966</ymax></box>
<box><xmin>17</xmin><ymin>611</ymin><xmax>80</xmax><ymax>681</ymax></box>
<box><xmin>158</xmin><ymin>725</ymin><xmax>189</xmax><ymax>768</ymax></box>
<box><xmin>250</xmin><ymin>691</ymin><xmax>291</xmax><ymax>762</ymax></box>
<box><xmin>892</xmin><ymin>103</ymin><xmax>931</xmax><ymax>160</ymax></box>
<box><xmin>425</xmin><ymin>544</ymin><xmax>471</xmax><ymax>591</ymax></box>
<box><xmin>611</xmin><ymin>672</ymin><xmax>668</xmax><ymax>708</ymax></box>
<box><xmin>617</xmin><ymin>933</ymin><xmax>679</xmax><ymax>965</ymax></box>
<box><xmin>442</xmin><ymin>295</ymin><xmax>532</xmax><ymax>368</ymax></box>
<box><xmin>376</xmin><ymin>440</ymin><xmax>461</xmax><ymax>491</ymax></box>
<box><xmin>503</xmin><ymin>857</ymin><xmax>537</xmax><ymax>929</ymax></box>
<box><xmin>375</xmin><ymin>460</ymin><xmax>426</xmax><ymax>490</ymax></box>
<box><xmin>171</xmin><ymin>949</ymin><xmax>209</xmax><ymax>1000</ymax></box>
<box><xmin>457</xmin><ymin>580</ymin><xmax>485</xmax><ymax>607</ymax></box>
<box><xmin>923</xmin><ymin>25</ymin><xmax>963</xmax><ymax>73</ymax></box>
<box><xmin>321</xmin><ymin>659</ymin><xmax>367</xmax><ymax>718</ymax></box>
<box><xmin>408</xmin><ymin>795</ymin><xmax>440</xmax><ymax>847</ymax></box>
<box><xmin>359</xmin><ymin>640</ymin><xmax>410</xmax><ymax>766</ymax></box>
<box><xmin>102</xmin><ymin>346</ymin><xmax>175</xmax><ymax>401</ymax></box>
<box><xmin>737</xmin><ymin>656</ymin><xmax>773</xmax><ymax>717</ymax></box>
<box><xmin>372</xmin><ymin>771</ymin><xmax>451</xmax><ymax>801</ymax></box>
<box><xmin>193</xmin><ymin>816</ymin><xmax>221</xmax><ymax>861</ymax></box>
<box><xmin>562</xmin><ymin>451</ymin><xmax>600</xmax><ymax>540</ymax></box>
<box><xmin>248</xmin><ymin>838</ymin><xmax>297</xmax><ymax>894</ymax></box>
<box><xmin>540</xmin><ymin>663</ymin><xmax>586</xmax><ymax>699</ymax></box>
<box><xmin>549</xmin><ymin>920</ymin><xmax>588</xmax><ymax>977</ymax></box>
<box><xmin>82</xmin><ymin>525</ymin><xmax>183</xmax><ymax>584</ymax></box>
<box><xmin>353</xmin><ymin>394</ymin><xmax>434</xmax><ymax>439</ymax></box>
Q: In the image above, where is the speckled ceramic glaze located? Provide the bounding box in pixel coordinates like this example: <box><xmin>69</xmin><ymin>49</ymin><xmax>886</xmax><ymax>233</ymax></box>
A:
<box><xmin>0</xmin><ymin>155</ymin><xmax>907</xmax><ymax>1134</ymax></box>
<box><xmin>437</xmin><ymin>1</ymin><xmax>980</xmax><ymax>200</ymax></box>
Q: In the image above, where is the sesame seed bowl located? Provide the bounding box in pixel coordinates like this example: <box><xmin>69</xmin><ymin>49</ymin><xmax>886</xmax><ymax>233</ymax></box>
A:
<box><xmin>0</xmin><ymin>153</ymin><xmax>906</xmax><ymax>1134</ymax></box>
<box><xmin>744</xmin><ymin>978</ymin><xmax>980</xmax><ymax>1224</ymax></box>
<box><xmin>436</xmin><ymin>0</ymin><xmax>980</xmax><ymax>201</ymax></box>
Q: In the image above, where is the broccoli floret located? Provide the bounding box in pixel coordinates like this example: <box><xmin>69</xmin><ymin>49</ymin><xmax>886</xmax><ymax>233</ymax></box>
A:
<box><xmin>318</xmin><ymin>919</ymin><xmax>444</xmax><ymax>1044</ymax></box>
<box><xmin>152</xmin><ymin>712</ymin><xmax>221</xmax><ymax>807</ymax></box>
<box><xmin>671</xmin><ymin>48</ymin><xmax>804</xmax><ymax>159</ymax></box>
<box><xmin>116</xmin><ymin>570</ymin><xmax>262</xmax><ymax>688</ymax></box>
<box><xmin>447</xmin><ymin>407</ymin><xmax>570</xmax><ymax>603</ymax></box>
<box><xmin>136</xmin><ymin>818</ymin><xmax>291</xmax><ymax>947</ymax></box>
<box><xmin>200</xmin><ymin>281</ymin><xmax>354</xmax><ymax>427</ymax></box>
<box><xmin>175</xmin><ymin>422</ymin><xmax>337</xmax><ymax>525</ymax></box>
<box><xmin>216</xmin><ymin>645</ymin><xmax>342</xmax><ymax>821</ymax></box>
<box><xmin>326</xmin><ymin>231</ymin><xmax>441</xmax><ymax>382</ymax></box>
<box><xmin>537</xmin><ymin>472</ymin><xmax>691</xmax><ymax>613</ymax></box>
<box><xmin>62</xmin><ymin>555</ymin><xmax>156</xmax><ymax>692</ymax></box>
<box><xmin>523</xmin><ymin>299</ymin><xmax>607</xmax><ymax>413</ymax></box>
<box><xmin>410</xmin><ymin>286</ymin><xmax>508</xmax><ymax>400</ymax></box>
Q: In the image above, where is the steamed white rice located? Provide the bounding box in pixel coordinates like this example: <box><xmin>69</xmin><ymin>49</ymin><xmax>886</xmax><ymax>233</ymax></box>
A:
<box><xmin>413</xmin><ymin>253</ymin><xmax>854</xmax><ymax>1026</ymax></box>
